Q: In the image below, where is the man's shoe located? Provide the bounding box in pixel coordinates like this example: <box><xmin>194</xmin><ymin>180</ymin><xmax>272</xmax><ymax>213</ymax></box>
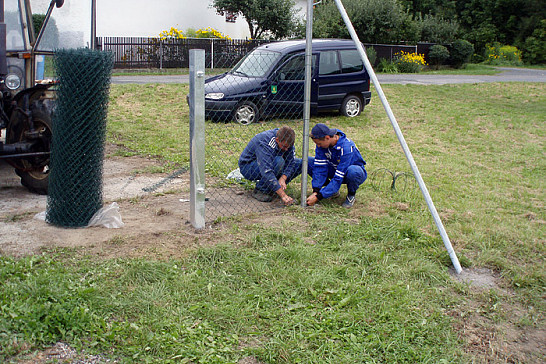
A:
<box><xmin>342</xmin><ymin>195</ymin><xmax>356</xmax><ymax>208</ymax></box>
<box><xmin>252</xmin><ymin>189</ymin><xmax>274</xmax><ymax>202</ymax></box>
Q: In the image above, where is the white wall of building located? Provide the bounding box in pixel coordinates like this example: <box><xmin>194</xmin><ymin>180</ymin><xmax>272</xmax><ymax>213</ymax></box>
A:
<box><xmin>30</xmin><ymin>0</ymin><xmax>308</xmax><ymax>44</ymax></box>
<box><xmin>95</xmin><ymin>0</ymin><xmax>252</xmax><ymax>39</ymax></box>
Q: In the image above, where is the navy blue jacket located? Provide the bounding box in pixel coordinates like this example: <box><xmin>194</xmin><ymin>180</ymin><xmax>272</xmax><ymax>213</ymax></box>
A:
<box><xmin>239</xmin><ymin>128</ymin><xmax>298</xmax><ymax>192</ymax></box>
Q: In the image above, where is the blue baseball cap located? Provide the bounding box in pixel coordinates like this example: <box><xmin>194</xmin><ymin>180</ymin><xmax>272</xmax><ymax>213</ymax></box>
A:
<box><xmin>310</xmin><ymin>123</ymin><xmax>336</xmax><ymax>139</ymax></box>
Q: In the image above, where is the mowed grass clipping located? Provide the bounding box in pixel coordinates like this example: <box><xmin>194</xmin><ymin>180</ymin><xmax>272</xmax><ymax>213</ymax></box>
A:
<box><xmin>1</xmin><ymin>81</ymin><xmax>544</xmax><ymax>362</ymax></box>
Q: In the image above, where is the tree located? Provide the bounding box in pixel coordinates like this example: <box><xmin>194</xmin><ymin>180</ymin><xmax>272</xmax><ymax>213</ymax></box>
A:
<box><xmin>31</xmin><ymin>14</ymin><xmax>59</xmax><ymax>49</ymax></box>
<box><xmin>419</xmin><ymin>14</ymin><xmax>459</xmax><ymax>43</ymax></box>
<box><xmin>313</xmin><ymin>0</ymin><xmax>418</xmax><ymax>44</ymax></box>
<box><xmin>522</xmin><ymin>19</ymin><xmax>546</xmax><ymax>64</ymax></box>
<box><xmin>211</xmin><ymin>0</ymin><xmax>300</xmax><ymax>39</ymax></box>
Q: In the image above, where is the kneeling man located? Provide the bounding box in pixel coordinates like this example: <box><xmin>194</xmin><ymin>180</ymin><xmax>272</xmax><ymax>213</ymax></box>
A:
<box><xmin>239</xmin><ymin>126</ymin><xmax>302</xmax><ymax>205</ymax></box>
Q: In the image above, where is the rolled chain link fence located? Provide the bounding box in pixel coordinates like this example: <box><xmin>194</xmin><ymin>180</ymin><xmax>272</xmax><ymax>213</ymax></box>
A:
<box><xmin>46</xmin><ymin>48</ymin><xmax>114</xmax><ymax>227</ymax></box>
<box><xmin>201</xmin><ymin>49</ymin><xmax>308</xmax><ymax>222</ymax></box>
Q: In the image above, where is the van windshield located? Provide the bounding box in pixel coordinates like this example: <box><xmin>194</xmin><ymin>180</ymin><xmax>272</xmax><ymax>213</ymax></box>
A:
<box><xmin>231</xmin><ymin>49</ymin><xmax>281</xmax><ymax>77</ymax></box>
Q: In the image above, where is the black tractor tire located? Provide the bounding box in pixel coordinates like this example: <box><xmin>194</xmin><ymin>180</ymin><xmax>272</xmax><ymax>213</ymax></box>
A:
<box><xmin>233</xmin><ymin>101</ymin><xmax>259</xmax><ymax>125</ymax></box>
<box><xmin>340</xmin><ymin>94</ymin><xmax>363</xmax><ymax>117</ymax></box>
<box><xmin>7</xmin><ymin>100</ymin><xmax>53</xmax><ymax>195</ymax></box>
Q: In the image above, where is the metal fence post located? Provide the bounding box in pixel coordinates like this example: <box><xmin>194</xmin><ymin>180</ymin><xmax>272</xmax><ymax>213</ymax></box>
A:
<box><xmin>301</xmin><ymin>0</ymin><xmax>314</xmax><ymax>207</ymax></box>
<box><xmin>211</xmin><ymin>39</ymin><xmax>214</xmax><ymax>69</ymax></box>
<box><xmin>160</xmin><ymin>40</ymin><xmax>163</xmax><ymax>70</ymax></box>
<box><xmin>189</xmin><ymin>49</ymin><xmax>206</xmax><ymax>229</ymax></box>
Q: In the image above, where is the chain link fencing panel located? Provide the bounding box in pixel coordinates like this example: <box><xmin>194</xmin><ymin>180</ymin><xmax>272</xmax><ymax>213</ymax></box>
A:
<box><xmin>46</xmin><ymin>49</ymin><xmax>114</xmax><ymax>227</ymax></box>
<box><xmin>201</xmin><ymin>47</ymin><xmax>310</xmax><ymax>223</ymax></box>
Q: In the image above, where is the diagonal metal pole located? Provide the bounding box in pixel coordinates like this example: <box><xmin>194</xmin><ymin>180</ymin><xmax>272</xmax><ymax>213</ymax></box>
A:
<box><xmin>332</xmin><ymin>0</ymin><xmax>463</xmax><ymax>274</ymax></box>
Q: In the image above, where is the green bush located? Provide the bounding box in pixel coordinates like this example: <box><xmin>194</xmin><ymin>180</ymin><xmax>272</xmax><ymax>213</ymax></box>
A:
<box><xmin>449</xmin><ymin>39</ymin><xmax>474</xmax><ymax>68</ymax></box>
<box><xmin>366</xmin><ymin>47</ymin><xmax>377</xmax><ymax>66</ymax></box>
<box><xmin>376</xmin><ymin>58</ymin><xmax>398</xmax><ymax>73</ymax></box>
<box><xmin>522</xmin><ymin>19</ymin><xmax>546</xmax><ymax>65</ymax></box>
<box><xmin>428</xmin><ymin>44</ymin><xmax>450</xmax><ymax>68</ymax></box>
<box><xmin>484</xmin><ymin>43</ymin><xmax>523</xmax><ymax>66</ymax></box>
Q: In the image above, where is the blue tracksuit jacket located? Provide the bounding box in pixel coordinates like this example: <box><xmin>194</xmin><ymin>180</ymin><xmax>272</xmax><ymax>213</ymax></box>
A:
<box><xmin>312</xmin><ymin>130</ymin><xmax>366</xmax><ymax>198</ymax></box>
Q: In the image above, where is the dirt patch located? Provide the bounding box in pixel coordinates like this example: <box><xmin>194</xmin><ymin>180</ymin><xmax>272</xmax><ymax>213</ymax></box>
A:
<box><xmin>452</xmin><ymin>267</ymin><xmax>500</xmax><ymax>290</ymax></box>
<box><xmin>449</xmin><ymin>268</ymin><xmax>546</xmax><ymax>363</ymax></box>
<box><xmin>0</xmin><ymin>152</ymin><xmax>281</xmax><ymax>258</ymax></box>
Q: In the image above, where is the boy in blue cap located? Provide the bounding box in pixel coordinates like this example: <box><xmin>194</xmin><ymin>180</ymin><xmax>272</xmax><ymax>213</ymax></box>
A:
<box><xmin>306</xmin><ymin>123</ymin><xmax>367</xmax><ymax>208</ymax></box>
<box><xmin>239</xmin><ymin>126</ymin><xmax>302</xmax><ymax>205</ymax></box>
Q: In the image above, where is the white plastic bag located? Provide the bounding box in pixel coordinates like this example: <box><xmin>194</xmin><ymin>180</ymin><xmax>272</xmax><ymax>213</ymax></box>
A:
<box><xmin>34</xmin><ymin>202</ymin><xmax>124</xmax><ymax>228</ymax></box>
<box><xmin>226</xmin><ymin>168</ymin><xmax>244</xmax><ymax>182</ymax></box>
<box><xmin>87</xmin><ymin>202</ymin><xmax>124</xmax><ymax>228</ymax></box>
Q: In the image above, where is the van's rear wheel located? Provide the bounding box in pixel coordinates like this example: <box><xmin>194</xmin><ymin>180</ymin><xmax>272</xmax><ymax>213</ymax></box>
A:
<box><xmin>341</xmin><ymin>95</ymin><xmax>362</xmax><ymax>117</ymax></box>
<box><xmin>234</xmin><ymin>101</ymin><xmax>258</xmax><ymax>125</ymax></box>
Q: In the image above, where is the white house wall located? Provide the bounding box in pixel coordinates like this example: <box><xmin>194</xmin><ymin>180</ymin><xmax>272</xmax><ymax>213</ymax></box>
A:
<box><xmin>30</xmin><ymin>0</ymin><xmax>308</xmax><ymax>43</ymax></box>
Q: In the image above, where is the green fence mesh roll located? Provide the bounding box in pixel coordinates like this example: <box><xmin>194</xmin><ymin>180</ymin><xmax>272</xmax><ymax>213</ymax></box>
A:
<box><xmin>46</xmin><ymin>48</ymin><xmax>114</xmax><ymax>227</ymax></box>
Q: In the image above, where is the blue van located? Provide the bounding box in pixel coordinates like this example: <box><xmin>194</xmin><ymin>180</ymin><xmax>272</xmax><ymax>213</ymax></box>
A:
<box><xmin>204</xmin><ymin>39</ymin><xmax>372</xmax><ymax>125</ymax></box>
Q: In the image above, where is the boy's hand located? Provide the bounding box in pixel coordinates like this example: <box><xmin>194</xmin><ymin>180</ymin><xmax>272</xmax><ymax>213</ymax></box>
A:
<box><xmin>306</xmin><ymin>193</ymin><xmax>318</xmax><ymax>206</ymax></box>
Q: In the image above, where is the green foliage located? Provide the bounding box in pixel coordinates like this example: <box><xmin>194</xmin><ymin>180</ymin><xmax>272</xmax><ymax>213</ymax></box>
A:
<box><xmin>484</xmin><ymin>43</ymin><xmax>523</xmax><ymax>66</ymax></box>
<box><xmin>211</xmin><ymin>0</ymin><xmax>300</xmax><ymax>39</ymax></box>
<box><xmin>0</xmin><ymin>255</ymin><xmax>107</xmax><ymax>358</ymax></box>
<box><xmin>313</xmin><ymin>0</ymin><xmax>416</xmax><ymax>44</ymax></box>
<box><xmin>456</xmin><ymin>0</ymin><xmax>546</xmax><ymax>58</ymax></box>
<box><xmin>428</xmin><ymin>44</ymin><xmax>450</xmax><ymax>67</ymax></box>
<box><xmin>366</xmin><ymin>46</ymin><xmax>377</xmax><ymax>65</ymax></box>
<box><xmin>449</xmin><ymin>39</ymin><xmax>474</xmax><ymax>68</ymax></box>
<box><xmin>419</xmin><ymin>14</ymin><xmax>459</xmax><ymax>43</ymax></box>
<box><xmin>376</xmin><ymin>58</ymin><xmax>398</xmax><ymax>73</ymax></box>
<box><xmin>32</xmin><ymin>14</ymin><xmax>46</xmax><ymax>37</ymax></box>
<box><xmin>522</xmin><ymin>19</ymin><xmax>546</xmax><ymax>64</ymax></box>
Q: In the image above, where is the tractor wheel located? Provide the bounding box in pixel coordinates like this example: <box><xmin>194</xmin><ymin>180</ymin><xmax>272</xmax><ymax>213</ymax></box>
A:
<box><xmin>7</xmin><ymin>100</ymin><xmax>53</xmax><ymax>195</ymax></box>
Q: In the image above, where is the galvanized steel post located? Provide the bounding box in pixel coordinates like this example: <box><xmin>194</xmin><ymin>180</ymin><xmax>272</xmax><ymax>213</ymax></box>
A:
<box><xmin>300</xmin><ymin>0</ymin><xmax>314</xmax><ymax>207</ymax></box>
<box><xmin>333</xmin><ymin>0</ymin><xmax>463</xmax><ymax>274</ymax></box>
<box><xmin>189</xmin><ymin>49</ymin><xmax>206</xmax><ymax>229</ymax></box>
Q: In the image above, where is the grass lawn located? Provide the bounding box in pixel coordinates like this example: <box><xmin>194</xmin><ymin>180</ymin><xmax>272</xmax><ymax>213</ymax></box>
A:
<box><xmin>1</xmin><ymin>81</ymin><xmax>544</xmax><ymax>363</ymax></box>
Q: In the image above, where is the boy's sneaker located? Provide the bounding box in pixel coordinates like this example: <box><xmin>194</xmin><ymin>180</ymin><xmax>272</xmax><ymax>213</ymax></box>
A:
<box><xmin>342</xmin><ymin>195</ymin><xmax>356</xmax><ymax>208</ymax></box>
<box><xmin>252</xmin><ymin>188</ymin><xmax>274</xmax><ymax>202</ymax></box>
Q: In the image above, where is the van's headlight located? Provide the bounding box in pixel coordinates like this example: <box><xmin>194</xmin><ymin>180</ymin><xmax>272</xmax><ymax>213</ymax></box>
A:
<box><xmin>5</xmin><ymin>74</ymin><xmax>21</xmax><ymax>90</ymax></box>
<box><xmin>205</xmin><ymin>92</ymin><xmax>224</xmax><ymax>100</ymax></box>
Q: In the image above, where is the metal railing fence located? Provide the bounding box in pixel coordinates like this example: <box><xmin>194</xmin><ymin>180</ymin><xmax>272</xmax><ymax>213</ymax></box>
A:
<box><xmin>97</xmin><ymin>37</ymin><xmax>437</xmax><ymax>69</ymax></box>
<box><xmin>97</xmin><ymin>37</ymin><xmax>271</xmax><ymax>69</ymax></box>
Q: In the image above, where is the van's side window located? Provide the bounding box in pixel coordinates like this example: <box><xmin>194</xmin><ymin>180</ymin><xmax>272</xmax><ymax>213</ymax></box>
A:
<box><xmin>319</xmin><ymin>51</ymin><xmax>341</xmax><ymax>75</ymax></box>
<box><xmin>279</xmin><ymin>54</ymin><xmax>306</xmax><ymax>81</ymax></box>
<box><xmin>340</xmin><ymin>50</ymin><xmax>363</xmax><ymax>73</ymax></box>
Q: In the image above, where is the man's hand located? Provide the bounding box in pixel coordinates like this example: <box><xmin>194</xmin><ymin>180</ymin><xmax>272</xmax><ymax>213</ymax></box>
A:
<box><xmin>276</xmin><ymin>187</ymin><xmax>294</xmax><ymax>206</ymax></box>
<box><xmin>278</xmin><ymin>175</ymin><xmax>288</xmax><ymax>190</ymax></box>
<box><xmin>306</xmin><ymin>192</ymin><xmax>319</xmax><ymax>206</ymax></box>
